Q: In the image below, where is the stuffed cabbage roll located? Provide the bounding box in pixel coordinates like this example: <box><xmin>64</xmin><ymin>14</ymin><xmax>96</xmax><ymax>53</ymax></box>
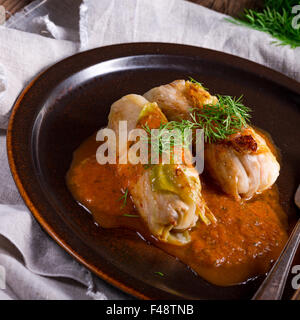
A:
<box><xmin>108</xmin><ymin>94</ymin><xmax>215</xmax><ymax>245</ymax></box>
<box><xmin>144</xmin><ymin>79</ymin><xmax>218</xmax><ymax>121</ymax></box>
<box><xmin>205</xmin><ymin>127</ymin><xmax>280</xmax><ymax>200</ymax></box>
<box><xmin>144</xmin><ymin>80</ymin><xmax>280</xmax><ymax>200</ymax></box>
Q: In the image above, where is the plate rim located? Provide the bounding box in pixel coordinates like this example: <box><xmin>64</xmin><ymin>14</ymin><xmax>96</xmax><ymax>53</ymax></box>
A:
<box><xmin>6</xmin><ymin>42</ymin><xmax>300</xmax><ymax>300</ymax></box>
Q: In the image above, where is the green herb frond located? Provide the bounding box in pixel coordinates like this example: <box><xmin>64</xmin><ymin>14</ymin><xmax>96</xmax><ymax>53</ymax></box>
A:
<box><xmin>119</xmin><ymin>188</ymin><xmax>129</xmax><ymax>209</ymax></box>
<box><xmin>142</xmin><ymin>120</ymin><xmax>196</xmax><ymax>156</ymax></box>
<box><xmin>122</xmin><ymin>214</ymin><xmax>139</xmax><ymax>218</ymax></box>
<box><xmin>188</xmin><ymin>77</ymin><xmax>209</xmax><ymax>91</ymax></box>
<box><xmin>141</xmin><ymin>86</ymin><xmax>251</xmax><ymax>146</ymax></box>
<box><xmin>226</xmin><ymin>0</ymin><xmax>300</xmax><ymax>48</ymax></box>
<box><xmin>190</xmin><ymin>95</ymin><xmax>252</xmax><ymax>143</ymax></box>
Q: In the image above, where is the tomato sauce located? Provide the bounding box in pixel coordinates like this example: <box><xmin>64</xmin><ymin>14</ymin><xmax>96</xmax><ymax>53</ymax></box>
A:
<box><xmin>66</xmin><ymin>133</ymin><xmax>288</xmax><ymax>286</ymax></box>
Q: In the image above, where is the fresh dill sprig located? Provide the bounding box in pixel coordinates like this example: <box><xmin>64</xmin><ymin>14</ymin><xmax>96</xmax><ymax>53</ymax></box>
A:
<box><xmin>118</xmin><ymin>188</ymin><xmax>129</xmax><ymax>209</ymax></box>
<box><xmin>142</xmin><ymin>120</ymin><xmax>196</xmax><ymax>156</ymax></box>
<box><xmin>226</xmin><ymin>0</ymin><xmax>300</xmax><ymax>48</ymax></box>
<box><xmin>141</xmin><ymin>91</ymin><xmax>251</xmax><ymax>147</ymax></box>
<box><xmin>188</xmin><ymin>77</ymin><xmax>209</xmax><ymax>91</ymax></box>
<box><xmin>122</xmin><ymin>213</ymin><xmax>139</xmax><ymax>218</ymax></box>
<box><xmin>190</xmin><ymin>95</ymin><xmax>252</xmax><ymax>143</ymax></box>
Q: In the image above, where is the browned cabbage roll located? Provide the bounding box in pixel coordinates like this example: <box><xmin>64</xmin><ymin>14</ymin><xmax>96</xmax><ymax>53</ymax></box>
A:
<box><xmin>144</xmin><ymin>80</ymin><xmax>280</xmax><ymax>200</ymax></box>
<box><xmin>108</xmin><ymin>94</ymin><xmax>215</xmax><ymax>245</ymax></box>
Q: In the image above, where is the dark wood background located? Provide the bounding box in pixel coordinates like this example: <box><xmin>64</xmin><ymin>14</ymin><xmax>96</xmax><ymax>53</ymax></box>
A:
<box><xmin>1</xmin><ymin>0</ymin><xmax>263</xmax><ymax>17</ymax></box>
<box><xmin>188</xmin><ymin>0</ymin><xmax>263</xmax><ymax>16</ymax></box>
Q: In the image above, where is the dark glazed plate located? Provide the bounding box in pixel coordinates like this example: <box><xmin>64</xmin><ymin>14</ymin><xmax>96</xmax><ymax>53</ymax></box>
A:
<box><xmin>7</xmin><ymin>43</ymin><xmax>300</xmax><ymax>300</ymax></box>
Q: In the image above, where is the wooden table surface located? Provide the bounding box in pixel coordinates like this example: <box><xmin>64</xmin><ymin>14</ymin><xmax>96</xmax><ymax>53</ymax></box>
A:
<box><xmin>1</xmin><ymin>0</ymin><xmax>31</xmax><ymax>17</ymax></box>
<box><xmin>0</xmin><ymin>0</ymin><xmax>262</xmax><ymax>18</ymax></box>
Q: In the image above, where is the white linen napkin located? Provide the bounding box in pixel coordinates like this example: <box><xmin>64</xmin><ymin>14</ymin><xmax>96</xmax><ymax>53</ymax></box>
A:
<box><xmin>0</xmin><ymin>26</ymin><xmax>78</xmax><ymax>128</ymax></box>
<box><xmin>0</xmin><ymin>3</ymin><xmax>129</xmax><ymax>300</ymax></box>
<box><xmin>80</xmin><ymin>0</ymin><xmax>300</xmax><ymax>82</ymax></box>
<box><xmin>0</xmin><ymin>0</ymin><xmax>298</xmax><ymax>300</ymax></box>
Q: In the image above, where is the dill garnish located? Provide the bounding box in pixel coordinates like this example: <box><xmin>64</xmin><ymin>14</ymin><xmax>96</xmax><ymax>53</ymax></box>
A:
<box><xmin>154</xmin><ymin>271</ymin><xmax>164</xmax><ymax>276</ymax></box>
<box><xmin>142</xmin><ymin>94</ymin><xmax>251</xmax><ymax>146</ymax></box>
<box><xmin>119</xmin><ymin>188</ymin><xmax>129</xmax><ymax>209</ymax></box>
<box><xmin>122</xmin><ymin>214</ymin><xmax>139</xmax><ymax>218</ymax></box>
<box><xmin>141</xmin><ymin>78</ymin><xmax>251</xmax><ymax>149</ymax></box>
<box><xmin>226</xmin><ymin>0</ymin><xmax>300</xmax><ymax>48</ymax></box>
<box><xmin>142</xmin><ymin>120</ymin><xmax>196</xmax><ymax>156</ymax></box>
<box><xmin>188</xmin><ymin>77</ymin><xmax>209</xmax><ymax>90</ymax></box>
<box><xmin>190</xmin><ymin>95</ymin><xmax>252</xmax><ymax>143</ymax></box>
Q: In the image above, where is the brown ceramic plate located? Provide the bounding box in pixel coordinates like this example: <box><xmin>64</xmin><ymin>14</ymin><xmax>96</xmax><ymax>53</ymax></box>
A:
<box><xmin>7</xmin><ymin>43</ymin><xmax>300</xmax><ymax>300</ymax></box>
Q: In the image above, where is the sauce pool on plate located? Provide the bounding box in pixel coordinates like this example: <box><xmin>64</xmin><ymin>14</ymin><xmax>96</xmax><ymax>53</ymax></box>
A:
<box><xmin>66</xmin><ymin>133</ymin><xmax>288</xmax><ymax>286</ymax></box>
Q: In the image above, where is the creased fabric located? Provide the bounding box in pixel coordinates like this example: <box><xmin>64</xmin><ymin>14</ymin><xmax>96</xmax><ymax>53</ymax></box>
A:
<box><xmin>80</xmin><ymin>0</ymin><xmax>300</xmax><ymax>81</ymax></box>
<box><xmin>0</xmin><ymin>27</ymin><xmax>77</xmax><ymax>129</ymax></box>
